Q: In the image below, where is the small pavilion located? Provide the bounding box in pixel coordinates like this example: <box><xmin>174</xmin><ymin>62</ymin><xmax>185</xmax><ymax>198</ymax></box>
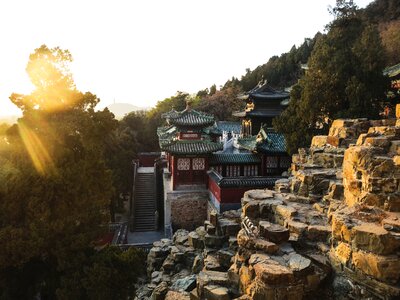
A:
<box><xmin>158</xmin><ymin>101</ymin><xmax>222</xmax><ymax>190</ymax></box>
<box><xmin>233</xmin><ymin>80</ymin><xmax>290</xmax><ymax>136</ymax></box>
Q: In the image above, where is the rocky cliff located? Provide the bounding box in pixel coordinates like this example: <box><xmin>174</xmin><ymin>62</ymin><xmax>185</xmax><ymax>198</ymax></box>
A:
<box><xmin>136</xmin><ymin>107</ymin><xmax>400</xmax><ymax>300</ymax></box>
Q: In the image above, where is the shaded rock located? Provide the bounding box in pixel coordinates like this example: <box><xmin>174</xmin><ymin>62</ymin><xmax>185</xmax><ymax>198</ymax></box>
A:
<box><xmin>242</xmin><ymin>201</ymin><xmax>260</xmax><ymax>219</ymax></box>
<box><xmin>237</xmin><ymin>229</ymin><xmax>278</xmax><ymax>254</ymax></box>
<box><xmin>151</xmin><ymin>281</ymin><xmax>169</xmax><ymax>300</ymax></box>
<box><xmin>219</xmin><ymin>218</ymin><xmax>241</xmax><ymax>237</ymax></box>
<box><xmin>188</xmin><ymin>231</ymin><xmax>204</xmax><ymax>250</ymax></box>
<box><xmin>204</xmin><ymin>234</ymin><xmax>227</xmax><ymax>249</ymax></box>
<box><xmin>165</xmin><ymin>290</ymin><xmax>190</xmax><ymax>300</ymax></box>
<box><xmin>203</xmin><ymin>285</ymin><xmax>231</xmax><ymax>300</ymax></box>
<box><xmin>306</xmin><ymin>225</ymin><xmax>331</xmax><ymax>242</ymax></box>
<box><xmin>217</xmin><ymin>249</ymin><xmax>235</xmax><ymax>269</ymax></box>
<box><xmin>170</xmin><ymin>275</ymin><xmax>196</xmax><ymax>292</ymax></box>
<box><xmin>174</xmin><ymin>229</ymin><xmax>189</xmax><ymax>245</ymax></box>
<box><xmin>204</xmin><ymin>254</ymin><xmax>223</xmax><ymax>272</ymax></box>
<box><xmin>259</xmin><ymin>199</ymin><xmax>284</xmax><ymax>219</ymax></box>
<box><xmin>197</xmin><ymin>271</ymin><xmax>229</xmax><ymax>298</ymax></box>
<box><xmin>192</xmin><ymin>254</ymin><xmax>204</xmax><ymax>274</ymax></box>
<box><xmin>162</xmin><ymin>255</ymin><xmax>175</xmax><ymax>273</ymax></box>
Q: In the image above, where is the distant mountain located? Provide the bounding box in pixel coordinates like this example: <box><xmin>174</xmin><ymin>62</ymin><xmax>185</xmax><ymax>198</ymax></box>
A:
<box><xmin>0</xmin><ymin>115</ymin><xmax>19</xmax><ymax>125</ymax></box>
<box><xmin>106</xmin><ymin>103</ymin><xmax>147</xmax><ymax>119</ymax></box>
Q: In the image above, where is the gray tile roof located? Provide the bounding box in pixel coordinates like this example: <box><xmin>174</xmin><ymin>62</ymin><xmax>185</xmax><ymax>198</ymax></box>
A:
<box><xmin>207</xmin><ymin>170</ymin><xmax>282</xmax><ymax>188</ymax></box>
<box><xmin>383</xmin><ymin>63</ymin><xmax>400</xmax><ymax>78</ymax></box>
<box><xmin>163</xmin><ymin>108</ymin><xmax>215</xmax><ymax>127</ymax></box>
<box><xmin>210</xmin><ymin>121</ymin><xmax>242</xmax><ymax>135</ymax></box>
<box><xmin>237</xmin><ymin>128</ymin><xmax>287</xmax><ymax>154</ymax></box>
<box><xmin>161</xmin><ymin>140</ymin><xmax>222</xmax><ymax>155</ymax></box>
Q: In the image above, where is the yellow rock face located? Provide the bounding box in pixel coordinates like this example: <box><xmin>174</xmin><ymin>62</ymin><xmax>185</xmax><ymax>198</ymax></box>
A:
<box><xmin>334</xmin><ymin>242</ymin><xmax>352</xmax><ymax>265</ymax></box>
<box><xmin>352</xmin><ymin>250</ymin><xmax>400</xmax><ymax>284</ymax></box>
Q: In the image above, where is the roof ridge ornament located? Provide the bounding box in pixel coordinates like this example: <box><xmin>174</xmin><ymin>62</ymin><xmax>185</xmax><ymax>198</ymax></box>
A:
<box><xmin>185</xmin><ymin>99</ymin><xmax>192</xmax><ymax>111</ymax></box>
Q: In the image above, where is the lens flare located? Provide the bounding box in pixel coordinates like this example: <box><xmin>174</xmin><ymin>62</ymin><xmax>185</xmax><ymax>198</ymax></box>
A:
<box><xmin>18</xmin><ymin>120</ymin><xmax>56</xmax><ymax>176</ymax></box>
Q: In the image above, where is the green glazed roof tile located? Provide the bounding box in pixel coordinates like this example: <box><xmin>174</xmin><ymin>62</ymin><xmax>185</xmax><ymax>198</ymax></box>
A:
<box><xmin>209</xmin><ymin>153</ymin><xmax>260</xmax><ymax>165</ymax></box>
<box><xmin>163</xmin><ymin>108</ymin><xmax>215</xmax><ymax>127</ymax></box>
<box><xmin>161</xmin><ymin>140</ymin><xmax>222</xmax><ymax>155</ymax></box>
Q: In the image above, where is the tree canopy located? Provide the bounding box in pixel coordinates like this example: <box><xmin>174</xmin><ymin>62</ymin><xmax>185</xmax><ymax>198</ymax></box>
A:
<box><xmin>274</xmin><ymin>0</ymin><xmax>391</xmax><ymax>154</ymax></box>
<box><xmin>0</xmin><ymin>45</ymin><xmax>143</xmax><ymax>299</ymax></box>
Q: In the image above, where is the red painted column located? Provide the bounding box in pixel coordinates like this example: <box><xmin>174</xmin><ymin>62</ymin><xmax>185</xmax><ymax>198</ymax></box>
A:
<box><xmin>172</xmin><ymin>155</ymin><xmax>177</xmax><ymax>190</ymax></box>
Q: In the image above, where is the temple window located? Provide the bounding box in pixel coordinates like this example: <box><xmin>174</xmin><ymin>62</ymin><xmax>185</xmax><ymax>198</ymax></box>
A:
<box><xmin>280</xmin><ymin>156</ymin><xmax>291</xmax><ymax>169</ymax></box>
<box><xmin>177</xmin><ymin>158</ymin><xmax>190</xmax><ymax>170</ymax></box>
<box><xmin>266</xmin><ymin>156</ymin><xmax>279</xmax><ymax>174</ymax></box>
<box><xmin>192</xmin><ymin>158</ymin><xmax>205</xmax><ymax>170</ymax></box>
<box><xmin>226</xmin><ymin>165</ymin><xmax>240</xmax><ymax>177</ymax></box>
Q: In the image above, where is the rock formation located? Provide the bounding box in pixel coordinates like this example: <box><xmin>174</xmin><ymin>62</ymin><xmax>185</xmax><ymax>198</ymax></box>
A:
<box><xmin>136</xmin><ymin>108</ymin><xmax>400</xmax><ymax>300</ymax></box>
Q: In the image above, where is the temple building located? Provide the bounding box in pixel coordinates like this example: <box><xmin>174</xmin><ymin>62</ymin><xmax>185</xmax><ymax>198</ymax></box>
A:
<box><xmin>155</xmin><ymin>99</ymin><xmax>291</xmax><ymax>234</ymax></box>
<box><xmin>233</xmin><ymin>80</ymin><xmax>290</xmax><ymax>136</ymax></box>
<box><xmin>158</xmin><ymin>102</ymin><xmax>222</xmax><ymax>190</ymax></box>
<box><xmin>384</xmin><ymin>63</ymin><xmax>400</xmax><ymax>102</ymax></box>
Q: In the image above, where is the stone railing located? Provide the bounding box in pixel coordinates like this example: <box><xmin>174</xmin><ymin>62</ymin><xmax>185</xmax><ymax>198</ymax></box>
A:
<box><xmin>130</xmin><ymin>159</ymin><xmax>138</xmax><ymax>231</ymax></box>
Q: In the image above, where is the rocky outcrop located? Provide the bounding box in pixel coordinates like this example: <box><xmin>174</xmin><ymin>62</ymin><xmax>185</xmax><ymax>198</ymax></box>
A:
<box><xmin>138</xmin><ymin>110</ymin><xmax>400</xmax><ymax>300</ymax></box>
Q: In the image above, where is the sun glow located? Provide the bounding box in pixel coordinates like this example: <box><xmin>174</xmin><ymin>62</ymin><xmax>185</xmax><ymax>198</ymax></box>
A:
<box><xmin>18</xmin><ymin>120</ymin><xmax>56</xmax><ymax>176</ymax></box>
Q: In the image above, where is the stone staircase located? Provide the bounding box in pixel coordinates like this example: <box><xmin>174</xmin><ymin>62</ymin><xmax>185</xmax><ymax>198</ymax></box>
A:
<box><xmin>133</xmin><ymin>169</ymin><xmax>157</xmax><ymax>232</ymax></box>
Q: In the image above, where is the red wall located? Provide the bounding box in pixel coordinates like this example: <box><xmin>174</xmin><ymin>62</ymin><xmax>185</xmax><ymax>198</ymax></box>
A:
<box><xmin>138</xmin><ymin>153</ymin><xmax>160</xmax><ymax>167</ymax></box>
<box><xmin>208</xmin><ymin>177</ymin><xmax>251</xmax><ymax>204</ymax></box>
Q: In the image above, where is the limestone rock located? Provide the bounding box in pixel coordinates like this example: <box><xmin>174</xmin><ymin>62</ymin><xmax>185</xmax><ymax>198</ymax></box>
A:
<box><xmin>174</xmin><ymin>229</ymin><xmax>190</xmax><ymax>245</ymax></box>
<box><xmin>259</xmin><ymin>221</ymin><xmax>289</xmax><ymax>244</ymax></box>
<box><xmin>253</xmin><ymin>260</ymin><xmax>294</xmax><ymax>285</ymax></box>
<box><xmin>192</xmin><ymin>254</ymin><xmax>204</xmax><ymax>274</ymax></box>
<box><xmin>203</xmin><ymin>285</ymin><xmax>231</xmax><ymax>300</ymax></box>
<box><xmin>204</xmin><ymin>254</ymin><xmax>223</xmax><ymax>272</ymax></box>
<box><xmin>165</xmin><ymin>290</ymin><xmax>190</xmax><ymax>300</ymax></box>
<box><xmin>287</xmin><ymin>253</ymin><xmax>312</xmax><ymax>277</ymax></box>
<box><xmin>170</xmin><ymin>275</ymin><xmax>196</xmax><ymax>293</ymax></box>
<box><xmin>197</xmin><ymin>271</ymin><xmax>229</xmax><ymax>298</ymax></box>
<box><xmin>204</xmin><ymin>234</ymin><xmax>227</xmax><ymax>249</ymax></box>
<box><xmin>351</xmin><ymin>223</ymin><xmax>400</xmax><ymax>255</ymax></box>
<box><xmin>219</xmin><ymin>218</ymin><xmax>241</xmax><ymax>237</ymax></box>
<box><xmin>242</xmin><ymin>201</ymin><xmax>260</xmax><ymax>219</ymax></box>
<box><xmin>151</xmin><ymin>281</ymin><xmax>169</xmax><ymax>300</ymax></box>
<box><xmin>306</xmin><ymin>225</ymin><xmax>331</xmax><ymax>242</ymax></box>
<box><xmin>188</xmin><ymin>231</ymin><xmax>204</xmax><ymax>250</ymax></box>
<box><xmin>333</xmin><ymin>242</ymin><xmax>352</xmax><ymax>265</ymax></box>
<box><xmin>352</xmin><ymin>250</ymin><xmax>400</xmax><ymax>284</ymax></box>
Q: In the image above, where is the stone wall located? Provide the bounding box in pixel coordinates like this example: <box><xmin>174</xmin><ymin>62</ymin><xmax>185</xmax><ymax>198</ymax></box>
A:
<box><xmin>169</xmin><ymin>190</ymin><xmax>208</xmax><ymax>231</ymax></box>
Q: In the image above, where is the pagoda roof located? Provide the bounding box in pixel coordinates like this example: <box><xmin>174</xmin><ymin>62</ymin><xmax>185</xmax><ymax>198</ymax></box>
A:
<box><xmin>238</xmin><ymin>80</ymin><xmax>290</xmax><ymax>101</ymax></box>
<box><xmin>207</xmin><ymin>170</ymin><xmax>282</xmax><ymax>188</ymax></box>
<box><xmin>210</xmin><ymin>121</ymin><xmax>242</xmax><ymax>135</ymax></box>
<box><xmin>237</xmin><ymin>127</ymin><xmax>287</xmax><ymax>155</ymax></box>
<box><xmin>209</xmin><ymin>153</ymin><xmax>261</xmax><ymax>165</ymax></box>
<box><xmin>245</xmin><ymin>108</ymin><xmax>285</xmax><ymax>117</ymax></box>
<box><xmin>257</xmin><ymin>128</ymin><xmax>287</xmax><ymax>154</ymax></box>
<box><xmin>384</xmin><ymin>63</ymin><xmax>400</xmax><ymax>78</ymax></box>
<box><xmin>161</xmin><ymin>109</ymin><xmax>180</xmax><ymax>119</ymax></box>
<box><xmin>161</xmin><ymin>140</ymin><xmax>222</xmax><ymax>155</ymax></box>
<box><xmin>163</xmin><ymin>107</ymin><xmax>215</xmax><ymax>127</ymax></box>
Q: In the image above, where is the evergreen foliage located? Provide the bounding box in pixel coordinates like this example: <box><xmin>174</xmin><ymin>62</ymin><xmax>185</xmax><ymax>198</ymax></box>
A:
<box><xmin>274</xmin><ymin>0</ymin><xmax>391</xmax><ymax>154</ymax></box>
<box><xmin>0</xmin><ymin>45</ymin><xmax>143</xmax><ymax>299</ymax></box>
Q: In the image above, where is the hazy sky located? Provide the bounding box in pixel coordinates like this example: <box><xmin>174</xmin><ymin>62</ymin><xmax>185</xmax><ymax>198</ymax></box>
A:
<box><xmin>0</xmin><ymin>0</ymin><xmax>373</xmax><ymax>117</ymax></box>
